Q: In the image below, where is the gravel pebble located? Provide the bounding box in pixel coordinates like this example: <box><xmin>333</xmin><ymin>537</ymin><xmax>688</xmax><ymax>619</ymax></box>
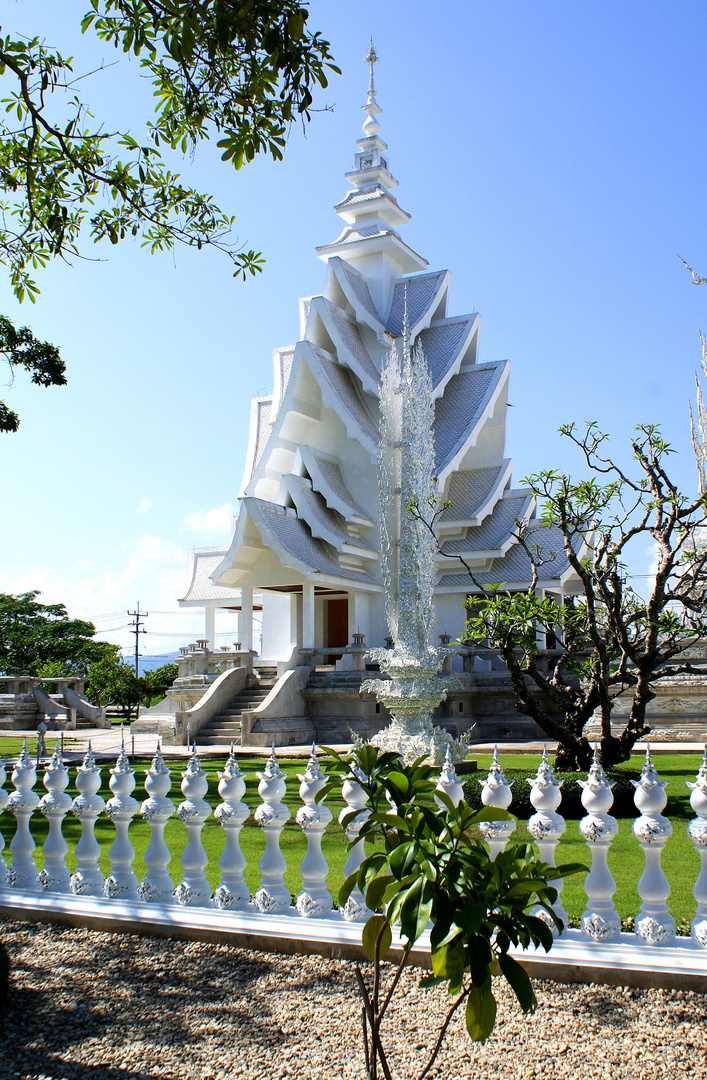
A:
<box><xmin>1</xmin><ymin>919</ymin><xmax>706</xmax><ymax>1080</ymax></box>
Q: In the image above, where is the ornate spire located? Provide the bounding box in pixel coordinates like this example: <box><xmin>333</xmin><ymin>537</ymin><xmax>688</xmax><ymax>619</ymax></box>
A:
<box><xmin>365</xmin><ymin>39</ymin><xmax>378</xmax><ymax>93</ymax></box>
<box><xmin>315</xmin><ymin>41</ymin><xmax>428</xmax><ymax>275</ymax></box>
<box><xmin>362</xmin><ymin>40</ymin><xmax>381</xmax><ymax>138</ymax></box>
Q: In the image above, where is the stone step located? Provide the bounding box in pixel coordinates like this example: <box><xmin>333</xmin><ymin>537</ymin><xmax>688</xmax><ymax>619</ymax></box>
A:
<box><xmin>200</xmin><ymin>721</ymin><xmax>241</xmax><ymax>738</ymax></box>
<box><xmin>198</xmin><ymin>735</ymin><xmax>241</xmax><ymax>746</ymax></box>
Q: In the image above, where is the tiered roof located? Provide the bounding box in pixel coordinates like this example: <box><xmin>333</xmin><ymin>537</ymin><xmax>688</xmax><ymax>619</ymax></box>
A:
<box><xmin>214</xmin><ymin>46</ymin><xmax>575</xmax><ymax>602</ymax></box>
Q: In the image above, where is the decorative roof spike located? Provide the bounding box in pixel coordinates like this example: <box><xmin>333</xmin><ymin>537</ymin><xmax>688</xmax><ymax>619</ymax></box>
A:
<box><xmin>365</xmin><ymin>38</ymin><xmax>378</xmax><ymax>96</ymax></box>
<box><xmin>362</xmin><ymin>39</ymin><xmax>381</xmax><ymax>139</ymax></box>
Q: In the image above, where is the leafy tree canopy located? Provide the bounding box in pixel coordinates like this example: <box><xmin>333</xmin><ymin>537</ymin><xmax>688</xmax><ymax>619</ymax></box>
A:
<box><xmin>0</xmin><ymin>1</ymin><xmax>338</xmax><ymax>428</ymax></box>
<box><xmin>0</xmin><ymin>590</ymin><xmax>117</xmax><ymax>674</ymax></box>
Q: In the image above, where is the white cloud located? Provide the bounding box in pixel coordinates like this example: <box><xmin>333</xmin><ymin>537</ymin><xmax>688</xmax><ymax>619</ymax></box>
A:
<box><xmin>0</xmin><ymin>533</ymin><xmax>207</xmax><ymax>653</ymax></box>
<box><xmin>181</xmin><ymin>503</ymin><xmax>236</xmax><ymax>538</ymax></box>
<box><xmin>137</xmin><ymin>498</ymin><xmax>152</xmax><ymax>515</ymax></box>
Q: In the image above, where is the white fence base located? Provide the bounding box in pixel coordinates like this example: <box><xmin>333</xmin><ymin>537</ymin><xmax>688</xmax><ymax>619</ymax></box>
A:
<box><xmin>1</xmin><ymin>887</ymin><xmax>706</xmax><ymax>993</ymax></box>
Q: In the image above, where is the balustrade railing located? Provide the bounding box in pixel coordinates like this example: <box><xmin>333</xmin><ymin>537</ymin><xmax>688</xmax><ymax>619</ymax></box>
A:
<box><xmin>0</xmin><ymin>739</ymin><xmax>706</xmax><ymax>973</ymax></box>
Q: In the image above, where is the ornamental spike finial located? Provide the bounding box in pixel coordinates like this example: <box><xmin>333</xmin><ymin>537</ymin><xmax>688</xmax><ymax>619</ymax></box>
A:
<box><xmin>365</xmin><ymin>38</ymin><xmax>378</xmax><ymax>96</ymax></box>
<box><xmin>361</xmin><ymin>39</ymin><xmax>382</xmax><ymax>139</ymax></box>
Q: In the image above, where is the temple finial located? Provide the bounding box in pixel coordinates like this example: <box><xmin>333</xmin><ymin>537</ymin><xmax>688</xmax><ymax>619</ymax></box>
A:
<box><xmin>362</xmin><ymin>40</ymin><xmax>382</xmax><ymax>139</ymax></box>
<box><xmin>365</xmin><ymin>39</ymin><xmax>379</xmax><ymax>97</ymax></box>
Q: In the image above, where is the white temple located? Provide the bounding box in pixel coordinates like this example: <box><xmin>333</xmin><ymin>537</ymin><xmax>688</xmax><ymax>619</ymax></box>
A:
<box><xmin>175</xmin><ymin>46</ymin><xmax>581</xmax><ymax>747</ymax></box>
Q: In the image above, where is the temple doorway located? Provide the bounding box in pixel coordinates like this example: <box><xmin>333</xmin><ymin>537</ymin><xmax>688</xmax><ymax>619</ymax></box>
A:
<box><xmin>325</xmin><ymin>597</ymin><xmax>348</xmax><ymax>663</ymax></box>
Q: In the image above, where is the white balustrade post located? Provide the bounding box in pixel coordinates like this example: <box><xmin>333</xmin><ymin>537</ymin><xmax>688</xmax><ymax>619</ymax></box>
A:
<box><xmin>70</xmin><ymin>743</ymin><xmax>105</xmax><ymax>896</ymax></box>
<box><xmin>339</xmin><ymin>764</ymin><xmax>371</xmax><ymax>923</ymax></box>
<box><xmin>214</xmin><ymin>746</ymin><xmax>250</xmax><ymax>911</ymax></box>
<box><xmin>296</xmin><ymin>744</ymin><xmax>333</xmax><ymax>918</ymax></box>
<box><xmin>527</xmin><ymin>746</ymin><xmax>567</xmax><ymax>930</ymax></box>
<box><xmin>103</xmin><ymin>733</ymin><xmax>140</xmax><ymax>900</ymax></box>
<box><xmin>686</xmin><ymin>745</ymin><xmax>707</xmax><ymax>947</ymax></box>
<box><xmin>435</xmin><ymin>746</ymin><xmax>465</xmax><ymax>809</ymax></box>
<box><xmin>175</xmin><ymin>744</ymin><xmax>212</xmax><ymax>907</ymax></box>
<box><xmin>0</xmin><ymin>758</ymin><xmax>8</xmax><ymax>883</ymax></box>
<box><xmin>7</xmin><ymin>740</ymin><xmax>39</xmax><ymax>891</ymax></box>
<box><xmin>631</xmin><ymin>746</ymin><xmax>675</xmax><ymax>945</ymax></box>
<box><xmin>254</xmin><ymin>746</ymin><xmax>291</xmax><ymax>914</ymax></box>
<box><xmin>139</xmin><ymin>745</ymin><xmax>176</xmax><ymax>904</ymax></box>
<box><xmin>579</xmin><ymin>745</ymin><xmax>620</xmax><ymax>942</ymax></box>
<box><xmin>37</xmin><ymin>742</ymin><xmax>72</xmax><ymax>893</ymax></box>
<box><xmin>479</xmin><ymin>747</ymin><xmax>515</xmax><ymax>859</ymax></box>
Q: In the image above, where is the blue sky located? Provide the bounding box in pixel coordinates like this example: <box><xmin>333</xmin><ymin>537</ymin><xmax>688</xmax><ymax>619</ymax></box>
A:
<box><xmin>1</xmin><ymin>1</ymin><xmax>706</xmax><ymax>655</ymax></box>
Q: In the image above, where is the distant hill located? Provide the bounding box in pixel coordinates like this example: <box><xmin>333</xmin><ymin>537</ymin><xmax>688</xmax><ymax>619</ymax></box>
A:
<box><xmin>138</xmin><ymin>652</ymin><xmax>179</xmax><ymax>676</ymax></box>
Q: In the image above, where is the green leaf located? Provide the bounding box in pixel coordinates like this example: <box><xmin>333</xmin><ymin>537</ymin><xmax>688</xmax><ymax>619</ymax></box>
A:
<box><xmin>465</xmin><ymin>980</ymin><xmax>497</xmax><ymax>1043</ymax></box>
<box><xmin>337</xmin><ymin>870</ymin><xmax>358</xmax><ymax>907</ymax></box>
<box><xmin>399</xmin><ymin>878</ymin><xmax>433</xmax><ymax>945</ymax></box>
<box><xmin>386</xmin><ymin>770</ymin><xmax>410</xmax><ymax>796</ymax></box>
<box><xmin>362</xmin><ymin>915</ymin><xmax>392</xmax><ymax>962</ymax></box>
<box><xmin>365</xmin><ymin>874</ymin><xmax>395</xmax><ymax>911</ymax></box>
<box><xmin>418</xmin><ymin>974</ymin><xmax>447</xmax><ymax>990</ymax></box>
<box><xmin>498</xmin><ymin>953</ymin><xmax>537</xmax><ymax>1015</ymax></box>
<box><xmin>431</xmin><ymin>937</ymin><xmax>465</xmax><ymax>993</ymax></box>
<box><xmin>389</xmin><ymin>841</ymin><xmax>417</xmax><ymax>879</ymax></box>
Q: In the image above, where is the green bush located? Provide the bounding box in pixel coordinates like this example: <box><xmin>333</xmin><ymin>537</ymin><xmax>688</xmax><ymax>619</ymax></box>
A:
<box><xmin>0</xmin><ymin>939</ymin><xmax>9</xmax><ymax>1009</ymax></box>
<box><xmin>464</xmin><ymin>767</ymin><xmax>643</xmax><ymax>820</ymax></box>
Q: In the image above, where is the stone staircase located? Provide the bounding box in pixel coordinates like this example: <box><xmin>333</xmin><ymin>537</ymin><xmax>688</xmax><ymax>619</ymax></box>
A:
<box><xmin>196</xmin><ymin>670</ymin><xmax>277</xmax><ymax>746</ymax></box>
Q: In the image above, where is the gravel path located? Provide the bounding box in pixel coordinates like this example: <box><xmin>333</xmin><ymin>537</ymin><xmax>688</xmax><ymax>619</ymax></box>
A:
<box><xmin>1</xmin><ymin>920</ymin><xmax>706</xmax><ymax>1080</ymax></box>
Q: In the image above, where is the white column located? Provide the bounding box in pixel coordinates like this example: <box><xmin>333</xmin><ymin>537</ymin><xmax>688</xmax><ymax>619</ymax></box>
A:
<box><xmin>349</xmin><ymin>589</ymin><xmax>370</xmax><ymax>642</ymax></box>
<box><xmin>296</xmin><ymin>745</ymin><xmax>333</xmax><ymax>917</ymax></box>
<box><xmin>528</xmin><ymin>746</ymin><xmax>568</xmax><ymax>931</ymax></box>
<box><xmin>479</xmin><ymin>747</ymin><xmax>516</xmax><ymax>859</ymax></box>
<box><xmin>339</xmin><ymin>765</ymin><xmax>371</xmax><ymax>923</ymax></box>
<box><xmin>37</xmin><ymin>744</ymin><xmax>72</xmax><ymax>893</ymax></box>
<box><xmin>214</xmin><ymin>749</ymin><xmax>250</xmax><ymax>911</ymax></box>
<box><xmin>175</xmin><ymin>746</ymin><xmax>212</xmax><ymax>907</ymax></box>
<box><xmin>70</xmin><ymin>745</ymin><xmax>105</xmax><ymax>897</ymax></box>
<box><xmin>240</xmin><ymin>587</ymin><xmax>253</xmax><ymax>652</ymax></box>
<box><xmin>0</xmin><ymin>758</ymin><xmax>8</xmax><ymax>883</ymax></box>
<box><xmin>632</xmin><ymin>747</ymin><xmax>675</xmax><ymax>945</ymax></box>
<box><xmin>579</xmin><ymin>745</ymin><xmax>620</xmax><ymax>942</ymax></box>
<box><xmin>687</xmin><ymin>745</ymin><xmax>707</xmax><ymax>947</ymax></box>
<box><xmin>103</xmin><ymin>736</ymin><xmax>140</xmax><ymax>901</ymax></box>
<box><xmin>7</xmin><ymin>741</ymin><xmax>40</xmax><ymax>891</ymax></box>
<box><xmin>535</xmin><ymin>587</ymin><xmax>546</xmax><ymax>650</ymax></box>
<box><xmin>302</xmin><ymin>581</ymin><xmax>315</xmax><ymax>650</ymax></box>
<box><xmin>435</xmin><ymin>746</ymin><xmax>464</xmax><ymax>808</ymax></box>
<box><xmin>254</xmin><ymin>746</ymin><xmax>291</xmax><ymax>913</ymax></box>
<box><xmin>204</xmin><ymin>606</ymin><xmax>216</xmax><ymax>651</ymax></box>
<box><xmin>139</xmin><ymin>746</ymin><xmax>176</xmax><ymax>904</ymax></box>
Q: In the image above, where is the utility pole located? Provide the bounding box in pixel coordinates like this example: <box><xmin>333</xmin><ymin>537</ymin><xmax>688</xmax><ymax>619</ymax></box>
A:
<box><xmin>127</xmin><ymin>603</ymin><xmax>148</xmax><ymax>677</ymax></box>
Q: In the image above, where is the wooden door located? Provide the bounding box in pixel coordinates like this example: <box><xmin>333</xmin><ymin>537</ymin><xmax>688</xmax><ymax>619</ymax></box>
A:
<box><xmin>326</xmin><ymin>597</ymin><xmax>348</xmax><ymax>662</ymax></box>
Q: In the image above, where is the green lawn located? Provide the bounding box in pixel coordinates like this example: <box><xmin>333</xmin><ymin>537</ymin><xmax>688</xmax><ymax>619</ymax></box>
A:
<box><xmin>0</xmin><ymin>749</ymin><xmax>704</xmax><ymax>928</ymax></box>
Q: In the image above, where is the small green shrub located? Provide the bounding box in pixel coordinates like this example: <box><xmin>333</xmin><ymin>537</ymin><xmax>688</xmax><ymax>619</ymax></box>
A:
<box><xmin>464</xmin><ymin>767</ymin><xmax>642</xmax><ymax>820</ymax></box>
<box><xmin>0</xmin><ymin>940</ymin><xmax>9</xmax><ymax>1009</ymax></box>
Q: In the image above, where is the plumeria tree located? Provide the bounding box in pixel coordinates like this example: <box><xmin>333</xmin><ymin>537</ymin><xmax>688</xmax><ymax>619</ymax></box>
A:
<box><xmin>414</xmin><ymin>422</ymin><xmax>707</xmax><ymax>770</ymax></box>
